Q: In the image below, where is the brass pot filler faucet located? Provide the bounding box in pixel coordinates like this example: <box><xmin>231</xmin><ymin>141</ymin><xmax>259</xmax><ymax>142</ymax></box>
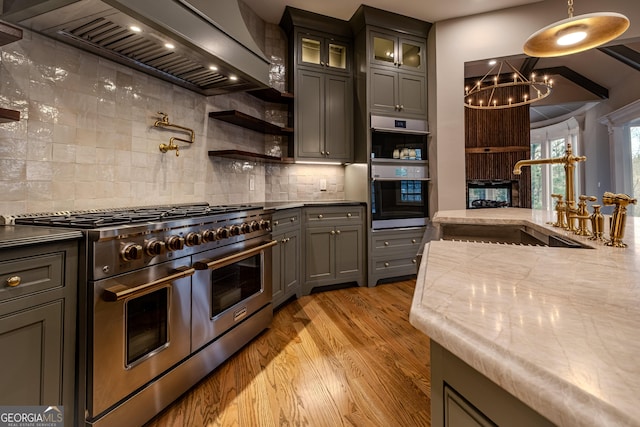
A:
<box><xmin>513</xmin><ymin>143</ymin><xmax>637</xmax><ymax>248</ymax></box>
<box><xmin>153</xmin><ymin>112</ymin><xmax>195</xmax><ymax>156</ymax></box>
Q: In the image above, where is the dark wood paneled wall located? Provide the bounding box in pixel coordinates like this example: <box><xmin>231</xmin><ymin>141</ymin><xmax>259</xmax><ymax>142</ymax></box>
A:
<box><xmin>464</xmin><ymin>86</ymin><xmax>531</xmax><ymax>207</ymax></box>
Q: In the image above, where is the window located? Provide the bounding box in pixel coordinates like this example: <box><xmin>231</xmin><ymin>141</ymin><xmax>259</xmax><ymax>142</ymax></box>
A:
<box><xmin>530</xmin><ymin>118</ymin><xmax>580</xmax><ymax>211</ymax></box>
<box><xmin>631</xmin><ymin>123</ymin><xmax>640</xmax><ymax>216</ymax></box>
<box><xmin>600</xmin><ymin>101</ymin><xmax>640</xmax><ymax>217</ymax></box>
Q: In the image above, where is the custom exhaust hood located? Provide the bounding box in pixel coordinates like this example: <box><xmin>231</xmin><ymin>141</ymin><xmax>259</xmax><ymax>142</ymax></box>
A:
<box><xmin>0</xmin><ymin>0</ymin><xmax>271</xmax><ymax>95</ymax></box>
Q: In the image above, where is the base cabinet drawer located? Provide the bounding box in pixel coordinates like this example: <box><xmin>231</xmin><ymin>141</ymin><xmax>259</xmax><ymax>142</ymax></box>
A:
<box><xmin>369</xmin><ymin>227</ymin><xmax>424</xmax><ymax>286</ymax></box>
<box><xmin>372</xmin><ymin>254</ymin><xmax>418</xmax><ymax>274</ymax></box>
<box><xmin>1</xmin><ymin>252</ymin><xmax>65</xmax><ymax>302</ymax></box>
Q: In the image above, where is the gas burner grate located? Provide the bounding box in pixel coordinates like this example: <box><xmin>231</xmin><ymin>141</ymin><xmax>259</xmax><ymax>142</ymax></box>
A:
<box><xmin>12</xmin><ymin>203</ymin><xmax>264</xmax><ymax>229</ymax></box>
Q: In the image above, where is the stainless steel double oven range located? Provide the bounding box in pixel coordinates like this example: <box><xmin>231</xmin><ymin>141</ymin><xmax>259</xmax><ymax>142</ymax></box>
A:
<box><xmin>14</xmin><ymin>203</ymin><xmax>274</xmax><ymax>427</ymax></box>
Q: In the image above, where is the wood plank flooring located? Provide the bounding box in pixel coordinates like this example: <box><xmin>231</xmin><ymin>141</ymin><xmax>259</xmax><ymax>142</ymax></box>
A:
<box><xmin>145</xmin><ymin>279</ymin><xmax>431</xmax><ymax>427</ymax></box>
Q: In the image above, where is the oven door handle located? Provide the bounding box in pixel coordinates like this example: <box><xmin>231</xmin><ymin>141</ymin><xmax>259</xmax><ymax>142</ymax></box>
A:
<box><xmin>102</xmin><ymin>266</ymin><xmax>195</xmax><ymax>301</ymax></box>
<box><xmin>193</xmin><ymin>240</ymin><xmax>277</xmax><ymax>271</ymax></box>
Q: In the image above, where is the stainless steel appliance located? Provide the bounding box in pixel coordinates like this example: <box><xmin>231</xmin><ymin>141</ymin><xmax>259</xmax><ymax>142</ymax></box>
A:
<box><xmin>12</xmin><ymin>203</ymin><xmax>274</xmax><ymax>427</ymax></box>
<box><xmin>0</xmin><ymin>0</ymin><xmax>270</xmax><ymax>95</ymax></box>
<box><xmin>370</xmin><ymin>115</ymin><xmax>430</xmax><ymax>229</ymax></box>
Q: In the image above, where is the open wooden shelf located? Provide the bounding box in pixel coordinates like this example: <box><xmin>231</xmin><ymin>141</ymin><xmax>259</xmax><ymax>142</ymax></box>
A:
<box><xmin>249</xmin><ymin>87</ymin><xmax>293</xmax><ymax>104</ymax></box>
<box><xmin>208</xmin><ymin>149</ymin><xmax>294</xmax><ymax>164</ymax></box>
<box><xmin>209</xmin><ymin>110</ymin><xmax>293</xmax><ymax>136</ymax></box>
<box><xmin>0</xmin><ymin>22</ymin><xmax>22</xmax><ymax>46</ymax></box>
<box><xmin>0</xmin><ymin>108</ymin><xmax>20</xmax><ymax>123</ymax></box>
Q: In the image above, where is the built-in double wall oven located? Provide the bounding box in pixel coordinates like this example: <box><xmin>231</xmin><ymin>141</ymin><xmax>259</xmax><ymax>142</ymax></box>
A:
<box><xmin>370</xmin><ymin>115</ymin><xmax>430</xmax><ymax>229</ymax></box>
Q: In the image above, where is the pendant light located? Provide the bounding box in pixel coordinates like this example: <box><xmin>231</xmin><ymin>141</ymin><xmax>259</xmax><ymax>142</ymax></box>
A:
<box><xmin>523</xmin><ymin>0</ymin><xmax>629</xmax><ymax>57</ymax></box>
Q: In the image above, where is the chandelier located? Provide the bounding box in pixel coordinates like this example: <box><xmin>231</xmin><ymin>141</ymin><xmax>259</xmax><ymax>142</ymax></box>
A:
<box><xmin>523</xmin><ymin>0</ymin><xmax>629</xmax><ymax>57</ymax></box>
<box><xmin>464</xmin><ymin>60</ymin><xmax>553</xmax><ymax>110</ymax></box>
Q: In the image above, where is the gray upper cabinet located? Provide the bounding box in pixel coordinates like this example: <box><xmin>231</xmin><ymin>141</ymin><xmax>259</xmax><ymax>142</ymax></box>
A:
<box><xmin>369</xmin><ymin>29</ymin><xmax>426</xmax><ymax>74</ymax></box>
<box><xmin>280</xmin><ymin>6</ymin><xmax>354</xmax><ymax>163</ymax></box>
<box><xmin>296</xmin><ymin>68</ymin><xmax>353</xmax><ymax>161</ymax></box>
<box><xmin>370</xmin><ymin>67</ymin><xmax>426</xmax><ymax>117</ymax></box>
<box><xmin>297</xmin><ymin>31</ymin><xmax>350</xmax><ymax>74</ymax></box>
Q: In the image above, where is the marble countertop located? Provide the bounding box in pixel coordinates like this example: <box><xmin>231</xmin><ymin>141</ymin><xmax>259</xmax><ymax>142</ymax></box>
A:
<box><xmin>409</xmin><ymin>208</ymin><xmax>640</xmax><ymax>427</ymax></box>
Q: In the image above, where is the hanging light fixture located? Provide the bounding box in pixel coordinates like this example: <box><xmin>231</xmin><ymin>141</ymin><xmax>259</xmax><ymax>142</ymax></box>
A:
<box><xmin>523</xmin><ymin>0</ymin><xmax>629</xmax><ymax>57</ymax></box>
<box><xmin>464</xmin><ymin>60</ymin><xmax>553</xmax><ymax>109</ymax></box>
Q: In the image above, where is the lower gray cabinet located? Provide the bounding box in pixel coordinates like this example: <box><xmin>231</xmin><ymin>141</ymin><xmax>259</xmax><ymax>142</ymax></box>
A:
<box><xmin>431</xmin><ymin>341</ymin><xmax>554</xmax><ymax>427</ymax></box>
<box><xmin>370</xmin><ymin>227</ymin><xmax>424</xmax><ymax>286</ymax></box>
<box><xmin>302</xmin><ymin>206</ymin><xmax>364</xmax><ymax>294</ymax></box>
<box><xmin>0</xmin><ymin>239</ymin><xmax>78</xmax><ymax>426</ymax></box>
<box><xmin>272</xmin><ymin>210</ymin><xmax>301</xmax><ymax>308</ymax></box>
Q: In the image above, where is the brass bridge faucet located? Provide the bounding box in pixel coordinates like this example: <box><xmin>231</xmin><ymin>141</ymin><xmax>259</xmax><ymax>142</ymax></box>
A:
<box><xmin>513</xmin><ymin>143</ymin><xmax>586</xmax><ymax>232</ymax></box>
<box><xmin>570</xmin><ymin>195</ymin><xmax>597</xmax><ymax>236</ymax></box>
<box><xmin>602</xmin><ymin>192</ymin><xmax>637</xmax><ymax>248</ymax></box>
<box><xmin>153</xmin><ymin>112</ymin><xmax>195</xmax><ymax>156</ymax></box>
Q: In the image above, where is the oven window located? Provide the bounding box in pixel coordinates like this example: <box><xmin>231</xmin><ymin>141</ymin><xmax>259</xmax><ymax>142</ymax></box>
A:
<box><xmin>372</xmin><ymin>180</ymin><xmax>428</xmax><ymax>221</ymax></box>
<box><xmin>126</xmin><ymin>288</ymin><xmax>168</xmax><ymax>366</ymax></box>
<box><xmin>211</xmin><ymin>253</ymin><xmax>262</xmax><ymax>317</ymax></box>
<box><xmin>400</xmin><ymin>180</ymin><xmax>422</xmax><ymax>202</ymax></box>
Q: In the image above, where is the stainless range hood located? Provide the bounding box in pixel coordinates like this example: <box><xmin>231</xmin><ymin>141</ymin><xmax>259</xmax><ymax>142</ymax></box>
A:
<box><xmin>0</xmin><ymin>0</ymin><xmax>271</xmax><ymax>95</ymax></box>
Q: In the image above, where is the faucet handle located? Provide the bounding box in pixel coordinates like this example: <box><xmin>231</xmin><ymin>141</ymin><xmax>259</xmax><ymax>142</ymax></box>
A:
<box><xmin>579</xmin><ymin>195</ymin><xmax>597</xmax><ymax>203</ymax></box>
<box><xmin>551</xmin><ymin>193</ymin><xmax>563</xmax><ymax>201</ymax></box>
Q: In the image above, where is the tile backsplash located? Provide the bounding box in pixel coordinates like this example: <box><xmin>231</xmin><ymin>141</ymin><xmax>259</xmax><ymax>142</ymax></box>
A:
<box><xmin>0</xmin><ymin>22</ymin><xmax>345</xmax><ymax>215</ymax></box>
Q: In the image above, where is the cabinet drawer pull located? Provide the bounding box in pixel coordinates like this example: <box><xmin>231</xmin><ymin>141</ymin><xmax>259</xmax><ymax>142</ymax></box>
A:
<box><xmin>273</xmin><ymin>220</ymin><xmax>279</xmax><ymax>226</ymax></box>
<box><xmin>412</xmin><ymin>259</ymin><xmax>417</xmax><ymax>264</ymax></box>
<box><xmin>6</xmin><ymin>276</ymin><xmax>21</xmax><ymax>287</ymax></box>
<box><xmin>411</xmin><ymin>239</ymin><xmax>417</xmax><ymax>244</ymax></box>
<box><xmin>384</xmin><ymin>241</ymin><xmax>389</xmax><ymax>246</ymax></box>
<box><xmin>384</xmin><ymin>262</ymin><xmax>390</xmax><ymax>267</ymax></box>
<box><xmin>290</xmin><ymin>217</ymin><xmax>295</xmax><ymax>222</ymax></box>
<box><xmin>318</xmin><ymin>214</ymin><xmax>323</xmax><ymax>219</ymax></box>
<box><xmin>347</xmin><ymin>213</ymin><xmax>352</xmax><ymax>218</ymax></box>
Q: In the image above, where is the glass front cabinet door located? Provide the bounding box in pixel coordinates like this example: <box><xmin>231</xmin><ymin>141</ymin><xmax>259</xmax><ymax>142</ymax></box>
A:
<box><xmin>370</xmin><ymin>30</ymin><xmax>425</xmax><ymax>73</ymax></box>
<box><xmin>297</xmin><ymin>31</ymin><xmax>350</xmax><ymax>73</ymax></box>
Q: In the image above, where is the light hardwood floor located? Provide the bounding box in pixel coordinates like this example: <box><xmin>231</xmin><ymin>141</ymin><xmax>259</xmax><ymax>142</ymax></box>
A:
<box><xmin>145</xmin><ymin>279</ymin><xmax>431</xmax><ymax>426</ymax></box>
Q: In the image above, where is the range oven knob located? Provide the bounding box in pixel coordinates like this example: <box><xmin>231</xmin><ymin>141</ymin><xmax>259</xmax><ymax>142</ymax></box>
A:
<box><xmin>165</xmin><ymin>235</ymin><xmax>185</xmax><ymax>251</ymax></box>
<box><xmin>216</xmin><ymin>227</ymin><xmax>230</xmax><ymax>239</ymax></box>
<box><xmin>202</xmin><ymin>229</ymin><xmax>217</xmax><ymax>242</ymax></box>
<box><xmin>250</xmin><ymin>220</ymin><xmax>260</xmax><ymax>232</ymax></box>
<box><xmin>185</xmin><ymin>232</ymin><xmax>203</xmax><ymax>246</ymax></box>
<box><xmin>121</xmin><ymin>243</ymin><xmax>143</xmax><ymax>262</ymax></box>
<box><xmin>259</xmin><ymin>219</ymin><xmax>271</xmax><ymax>230</ymax></box>
<box><xmin>241</xmin><ymin>222</ymin><xmax>252</xmax><ymax>234</ymax></box>
<box><xmin>144</xmin><ymin>239</ymin><xmax>166</xmax><ymax>256</ymax></box>
<box><xmin>229</xmin><ymin>225</ymin><xmax>242</xmax><ymax>236</ymax></box>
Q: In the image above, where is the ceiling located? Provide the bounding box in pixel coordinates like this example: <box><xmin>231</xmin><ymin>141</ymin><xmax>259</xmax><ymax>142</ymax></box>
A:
<box><xmin>242</xmin><ymin>0</ymin><xmax>640</xmax><ymax>125</ymax></box>
<box><xmin>241</xmin><ymin>0</ymin><xmax>543</xmax><ymax>25</ymax></box>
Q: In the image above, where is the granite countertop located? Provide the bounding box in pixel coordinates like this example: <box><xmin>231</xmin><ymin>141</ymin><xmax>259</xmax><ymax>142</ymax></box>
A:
<box><xmin>0</xmin><ymin>225</ymin><xmax>83</xmax><ymax>249</ymax></box>
<box><xmin>409</xmin><ymin>208</ymin><xmax>640</xmax><ymax>427</ymax></box>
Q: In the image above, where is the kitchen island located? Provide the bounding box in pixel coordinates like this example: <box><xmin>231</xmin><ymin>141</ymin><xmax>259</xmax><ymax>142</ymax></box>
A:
<box><xmin>409</xmin><ymin>208</ymin><xmax>640</xmax><ymax>427</ymax></box>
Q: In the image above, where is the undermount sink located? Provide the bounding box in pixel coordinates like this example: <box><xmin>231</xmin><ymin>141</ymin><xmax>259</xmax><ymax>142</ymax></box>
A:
<box><xmin>438</xmin><ymin>223</ymin><xmax>591</xmax><ymax>248</ymax></box>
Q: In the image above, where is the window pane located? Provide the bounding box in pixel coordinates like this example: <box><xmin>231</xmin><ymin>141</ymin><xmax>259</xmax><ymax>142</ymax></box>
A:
<box><xmin>631</xmin><ymin>125</ymin><xmax>640</xmax><ymax>216</ymax></box>
<box><xmin>531</xmin><ymin>143</ymin><xmax>542</xmax><ymax>209</ymax></box>
<box><xmin>550</xmin><ymin>138</ymin><xmax>566</xmax><ymax>199</ymax></box>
